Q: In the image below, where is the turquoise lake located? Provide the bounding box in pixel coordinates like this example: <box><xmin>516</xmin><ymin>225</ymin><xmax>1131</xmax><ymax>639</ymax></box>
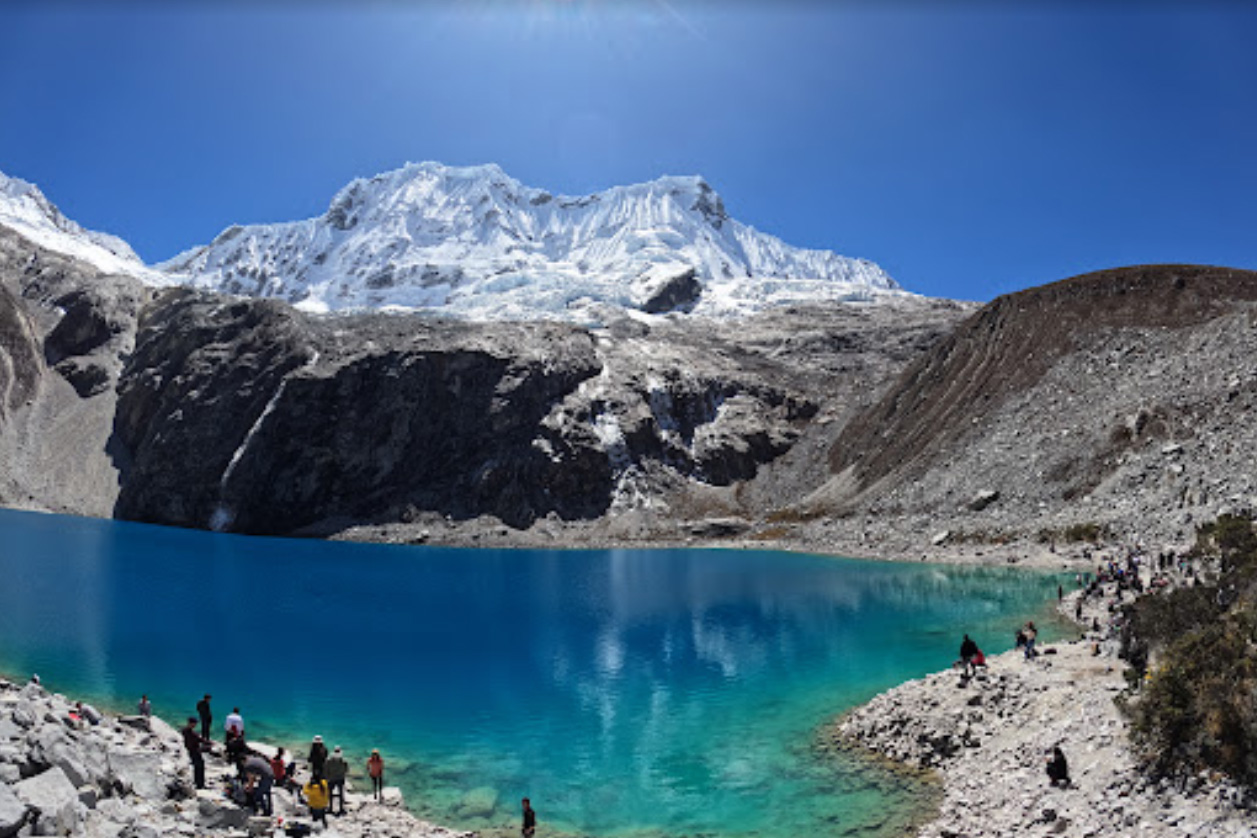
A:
<box><xmin>0</xmin><ymin>507</ymin><xmax>1067</xmax><ymax>838</ymax></box>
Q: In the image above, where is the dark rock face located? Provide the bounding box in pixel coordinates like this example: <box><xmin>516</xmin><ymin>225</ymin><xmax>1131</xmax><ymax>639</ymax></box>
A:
<box><xmin>111</xmin><ymin>294</ymin><xmax>617</xmax><ymax>533</ymax></box>
<box><xmin>641</xmin><ymin>268</ymin><xmax>702</xmax><ymax>314</ymax></box>
<box><xmin>1</xmin><ymin>221</ymin><xmax>973</xmax><ymax>538</ymax></box>
<box><xmin>113</xmin><ymin>291</ymin><xmax>312</xmax><ymax>529</ymax></box>
<box><xmin>211</xmin><ymin>329</ymin><xmax>611</xmax><ymax>534</ymax></box>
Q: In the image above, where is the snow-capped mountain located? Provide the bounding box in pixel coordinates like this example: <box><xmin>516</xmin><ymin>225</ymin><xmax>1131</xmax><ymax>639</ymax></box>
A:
<box><xmin>0</xmin><ymin>170</ymin><xmax>163</xmax><ymax>281</ymax></box>
<box><xmin>162</xmin><ymin>162</ymin><xmax>901</xmax><ymax>320</ymax></box>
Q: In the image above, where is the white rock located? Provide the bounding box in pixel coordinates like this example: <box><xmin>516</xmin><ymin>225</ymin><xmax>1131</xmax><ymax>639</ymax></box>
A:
<box><xmin>13</xmin><ymin>765</ymin><xmax>84</xmax><ymax>836</ymax></box>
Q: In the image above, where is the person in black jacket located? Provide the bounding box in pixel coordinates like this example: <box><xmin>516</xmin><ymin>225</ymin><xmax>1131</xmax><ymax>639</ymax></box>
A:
<box><xmin>183</xmin><ymin>717</ymin><xmax>207</xmax><ymax>789</ymax></box>
<box><xmin>197</xmin><ymin>694</ymin><xmax>213</xmax><ymax>740</ymax></box>
<box><xmin>959</xmin><ymin>634</ymin><xmax>979</xmax><ymax>677</ymax></box>
<box><xmin>521</xmin><ymin>798</ymin><xmax>536</xmax><ymax>838</ymax></box>
<box><xmin>308</xmin><ymin>735</ymin><xmax>329</xmax><ymax>781</ymax></box>
<box><xmin>1046</xmin><ymin>746</ymin><xmax>1070</xmax><ymax>787</ymax></box>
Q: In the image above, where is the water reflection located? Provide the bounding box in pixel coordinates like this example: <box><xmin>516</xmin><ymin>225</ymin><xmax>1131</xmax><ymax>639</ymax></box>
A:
<box><xmin>0</xmin><ymin>509</ymin><xmax>1063</xmax><ymax>838</ymax></box>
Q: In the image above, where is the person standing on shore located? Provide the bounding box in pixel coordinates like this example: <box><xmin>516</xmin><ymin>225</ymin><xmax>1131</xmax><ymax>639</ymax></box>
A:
<box><xmin>1023</xmin><ymin>621</ymin><xmax>1038</xmax><ymax>660</ymax></box>
<box><xmin>959</xmin><ymin>634</ymin><xmax>979</xmax><ymax>677</ymax></box>
<box><xmin>367</xmin><ymin>749</ymin><xmax>385</xmax><ymax>801</ymax></box>
<box><xmin>521</xmin><ymin>797</ymin><xmax>536</xmax><ymax>837</ymax></box>
<box><xmin>324</xmin><ymin>746</ymin><xmax>349</xmax><ymax>815</ymax></box>
<box><xmin>1046</xmin><ymin>746</ymin><xmax>1070</xmax><ymax>787</ymax></box>
<box><xmin>224</xmin><ymin>707</ymin><xmax>244</xmax><ymax>743</ymax></box>
<box><xmin>303</xmin><ymin>775</ymin><xmax>330</xmax><ymax>826</ymax></box>
<box><xmin>183</xmin><ymin>717</ymin><xmax>207</xmax><ymax>789</ymax></box>
<box><xmin>197</xmin><ymin>694</ymin><xmax>213</xmax><ymax>740</ymax></box>
<box><xmin>308</xmin><ymin>735</ymin><xmax>329</xmax><ymax>781</ymax></box>
<box><xmin>138</xmin><ymin>695</ymin><xmax>152</xmax><ymax>717</ymax></box>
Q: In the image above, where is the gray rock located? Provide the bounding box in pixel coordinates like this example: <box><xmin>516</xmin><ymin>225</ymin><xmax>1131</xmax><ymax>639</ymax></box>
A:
<box><xmin>0</xmin><ymin>719</ymin><xmax>22</xmax><ymax>742</ymax></box>
<box><xmin>13</xmin><ymin>766</ymin><xmax>83</xmax><ymax>836</ymax></box>
<box><xmin>195</xmin><ymin>792</ymin><xmax>247</xmax><ymax>829</ymax></box>
<box><xmin>967</xmin><ymin>489</ymin><xmax>1000</xmax><ymax>511</ymax></box>
<box><xmin>0</xmin><ymin>782</ymin><xmax>31</xmax><ymax>838</ymax></box>
<box><xmin>77</xmin><ymin>786</ymin><xmax>98</xmax><ymax>810</ymax></box>
<box><xmin>107</xmin><ymin>749</ymin><xmax>168</xmax><ymax>801</ymax></box>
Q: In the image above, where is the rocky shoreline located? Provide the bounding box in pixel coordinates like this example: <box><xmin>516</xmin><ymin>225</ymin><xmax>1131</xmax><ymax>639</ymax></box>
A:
<box><xmin>0</xmin><ymin>676</ymin><xmax>472</xmax><ymax>838</ymax></box>
<box><xmin>832</xmin><ymin>586</ymin><xmax>1257</xmax><ymax>838</ymax></box>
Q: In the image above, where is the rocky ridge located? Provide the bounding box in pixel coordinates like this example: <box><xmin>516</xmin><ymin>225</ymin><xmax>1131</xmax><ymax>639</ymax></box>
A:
<box><xmin>0</xmin><ymin>676</ymin><xmax>469</xmax><ymax>838</ymax></box>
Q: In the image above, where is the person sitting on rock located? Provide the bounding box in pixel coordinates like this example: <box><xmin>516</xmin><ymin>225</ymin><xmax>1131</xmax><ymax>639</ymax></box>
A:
<box><xmin>1046</xmin><ymin>746</ymin><xmax>1070</xmax><ymax>787</ymax></box>
<box><xmin>74</xmin><ymin>701</ymin><xmax>103</xmax><ymax>726</ymax></box>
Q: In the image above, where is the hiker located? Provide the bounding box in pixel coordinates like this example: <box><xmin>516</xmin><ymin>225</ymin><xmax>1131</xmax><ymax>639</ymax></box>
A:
<box><xmin>271</xmin><ymin>747</ymin><xmax>295</xmax><ymax>793</ymax></box>
<box><xmin>308</xmin><ymin>735</ymin><xmax>329</xmax><ymax>781</ymax></box>
<box><xmin>521</xmin><ymin>797</ymin><xmax>537</xmax><ymax>838</ymax></box>
<box><xmin>197</xmin><ymin>694</ymin><xmax>213</xmax><ymax>739</ymax></box>
<box><xmin>303</xmin><ymin>775</ymin><xmax>330</xmax><ymax>826</ymax></box>
<box><xmin>367</xmin><ymin>749</ymin><xmax>385</xmax><ymax>801</ymax></box>
<box><xmin>1023</xmin><ymin>621</ymin><xmax>1038</xmax><ymax>659</ymax></box>
<box><xmin>242</xmin><ymin>753</ymin><xmax>274</xmax><ymax>816</ymax></box>
<box><xmin>75</xmin><ymin>701</ymin><xmax>102</xmax><ymax>726</ymax></box>
<box><xmin>958</xmin><ymin>634</ymin><xmax>979</xmax><ymax>677</ymax></box>
<box><xmin>224</xmin><ymin>706</ymin><xmax>245</xmax><ymax>742</ymax></box>
<box><xmin>325</xmin><ymin>746</ymin><xmax>349</xmax><ymax>815</ymax></box>
<box><xmin>138</xmin><ymin>694</ymin><xmax>152</xmax><ymax>717</ymax></box>
<box><xmin>183</xmin><ymin>717</ymin><xmax>207</xmax><ymax>789</ymax></box>
<box><xmin>225</xmin><ymin>729</ymin><xmax>248</xmax><ymax>767</ymax></box>
<box><xmin>1046</xmin><ymin>746</ymin><xmax>1070</xmax><ymax>787</ymax></box>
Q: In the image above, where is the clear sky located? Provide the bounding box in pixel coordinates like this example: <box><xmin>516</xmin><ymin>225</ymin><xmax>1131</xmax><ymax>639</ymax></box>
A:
<box><xmin>2</xmin><ymin>1</ymin><xmax>1255</xmax><ymax>301</ymax></box>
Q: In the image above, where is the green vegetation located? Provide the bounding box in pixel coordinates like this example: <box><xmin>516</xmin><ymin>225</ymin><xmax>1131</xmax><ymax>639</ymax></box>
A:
<box><xmin>1120</xmin><ymin>514</ymin><xmax>1257</xmax><ymax>786</ymax></box>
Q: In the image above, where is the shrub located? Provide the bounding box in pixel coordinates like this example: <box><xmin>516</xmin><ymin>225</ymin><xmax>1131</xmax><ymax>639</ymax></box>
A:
<box><xmin>1122</xmin><ymin>514</ymin><xmax>1257</xmax><ymax>786</ymax></box>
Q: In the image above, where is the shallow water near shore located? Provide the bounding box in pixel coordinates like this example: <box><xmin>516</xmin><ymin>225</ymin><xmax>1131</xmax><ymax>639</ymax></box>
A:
<box><xmin>0</xmin><ymin>507</ymin><xmax>1068</xmax><ymax>837</ymax></box>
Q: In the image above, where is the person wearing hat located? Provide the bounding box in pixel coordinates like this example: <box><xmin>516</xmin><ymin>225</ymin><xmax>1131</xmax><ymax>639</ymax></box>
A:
<box><xmin>324</xmin><ymin>745</ymin><xmax>349</xmax><ymax>815</ymax></box>
<box><xmin>308</xmin><ymin>735</ymin><xmax>329</xmax><ymax>781</ymax></box>
<box><xmin>366</xmin><ymin>749</ymin><xmax>385</xmax><ymax>801</ymax></box>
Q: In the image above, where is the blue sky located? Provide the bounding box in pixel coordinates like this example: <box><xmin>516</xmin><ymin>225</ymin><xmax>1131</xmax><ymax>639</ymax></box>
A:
<box><xmin>2</xmin><ymin>1</ymin><xmax>1255</xmax><ymax>301</ymax></box>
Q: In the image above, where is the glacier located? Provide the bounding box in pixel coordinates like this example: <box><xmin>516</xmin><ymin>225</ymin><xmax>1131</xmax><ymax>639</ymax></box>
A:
<box><xmin>160</xmin><ymin>162</ymin><xmax>903</xmax><ymax>321</ymax></box>
<box><xmin>1</xmin><ymin>162</ymin><xmax>903</xmax><ymax>322</ymax></box>
<box><xmin>0</xmin><ymin>171</ymin><xmax>167</xmax><ymax>283</ymax></box>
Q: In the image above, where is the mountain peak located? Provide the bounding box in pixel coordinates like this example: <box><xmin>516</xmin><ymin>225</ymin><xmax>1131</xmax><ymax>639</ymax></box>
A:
<box><xmin>0</xmin><ymin>169</ymin><xmax>158</xmax><ymax>279</ymax></box>
<box><xmin>166</xmin><ymin>161</ymin><xmax>898</xmax><ymax>321</ymax></box>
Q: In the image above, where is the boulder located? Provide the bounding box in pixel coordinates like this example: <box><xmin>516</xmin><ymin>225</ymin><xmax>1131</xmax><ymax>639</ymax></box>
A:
<box><xmin>30</xmin><ymin>725</ymin><xmax>101</xmax><ymax>789</ymax></box>
<box><xmin>967</xmin><ymin>489</ymin><xmax>1000</xmax><ymax>511</ymax></box>
<box><xmin>379</xmin><ymin>786</ymin><xmax>405</xmax><ymax>807</ymax></box>
<box><xmin>0</xmin><ymin>719</ymin><xmax>23</xmax><ymax>742</ymax></box>
<box><xmin>107</xmin><ymin>749</ymin><xmax>169</xmax><ymax>801</ymax></box>
<box><xmin>640</xmin><ymin>267</ymin><xmax>702</xmax><ymax>315</ymax></box>
<box><xmin>195</xmin><ymin>791</ymin><xmax>248</xmax><ymax>829</ymax></box>
<box><xmin>0</xmin><ymin>782</ymin><xmax>31</xmax><ymax>838</ymax></box>
<box><xmin>13</xmin><ymin>765</ymin><xmax>84</xmax><ymax>836</ymax></box>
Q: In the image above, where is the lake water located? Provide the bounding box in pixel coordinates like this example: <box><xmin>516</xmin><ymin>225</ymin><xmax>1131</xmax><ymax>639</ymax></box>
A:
<box><xmin>0</xmin><ymin>507</ymin><xmax>1067</xmax><ymax>838</ymax></box>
